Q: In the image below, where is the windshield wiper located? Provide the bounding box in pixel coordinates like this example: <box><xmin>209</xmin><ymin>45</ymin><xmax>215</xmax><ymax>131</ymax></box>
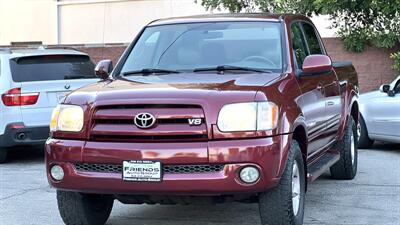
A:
<box><xmin>122</xmin><ymin>68</ymin><xmax>180</xmax><ymax>76</ymax></box>
<box><xmin>193</xmin><ymin>65</ymin><xmax>272</xmax><ymax>74</ymax></box>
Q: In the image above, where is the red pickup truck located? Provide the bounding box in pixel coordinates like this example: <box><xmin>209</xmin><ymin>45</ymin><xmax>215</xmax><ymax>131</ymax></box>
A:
<box><xmin>46</xmin><ymin>14</ymin><xmax>359</xmax><ymax>225</ymax></box>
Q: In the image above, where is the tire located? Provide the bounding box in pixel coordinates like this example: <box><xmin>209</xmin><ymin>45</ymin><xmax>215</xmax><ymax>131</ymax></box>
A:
<box><xmin>358</xmin><ymin>115</ymin><xmax>373</xmax><ymax>149</ymax></box>
<box><xmin>57</xmin><ymin>190</ymin><xmax>114</xmax><ymax>225</ymax></box>
<box><xmin>0</xmin><ymin>148</ymin><xmax>8</xmax><ymax>164</ymax></box>
<box><xmin>259</xmin><ymin>140</ymin><xmax>306</xmax><ymax>225</ymax></box>
<box><xmin>330</xmin><ymin>116</ymin><xmax>358</xmax><ymax>180</ymax></box>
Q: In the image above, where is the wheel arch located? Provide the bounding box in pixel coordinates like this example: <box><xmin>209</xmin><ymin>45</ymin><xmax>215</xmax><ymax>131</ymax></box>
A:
<box><xmin>350</xmin><ymin>99</ymin><xmax>359</xmax><ymax>125</ymax></box>
<box><xmin>338</xmin><ymin>91</ymin><xmax>359</xmax><ymax>140</ymax></box>
<box><xmin>290</xmin><ymin>118</ymin><xmax>309</xmax><ymax>191</ymax></box>
<box><xmin>292</xmin><ymin>124</ymin><xmax>308</xmax><ymax>160</ymax></box>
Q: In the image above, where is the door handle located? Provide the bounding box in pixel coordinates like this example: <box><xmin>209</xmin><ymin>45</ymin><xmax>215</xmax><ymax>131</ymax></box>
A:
<box><xmin>326</xmin><ymin>101</ymin><xmax>335</xmax><ymax>106</ymax></box>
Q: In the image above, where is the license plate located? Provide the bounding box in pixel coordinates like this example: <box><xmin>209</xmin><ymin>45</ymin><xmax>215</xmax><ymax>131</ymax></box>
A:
<box><xmin>122</xmin><ymin>160</ymin><xmax>162</xmax><ymax>182</ymax></box>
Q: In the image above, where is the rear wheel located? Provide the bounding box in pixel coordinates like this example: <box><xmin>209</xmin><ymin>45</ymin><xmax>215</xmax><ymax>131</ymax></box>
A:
<box><xmin>0</xmin><ymin>148</ymin><xmax>8</xmax><ymax>164</ymax></box>
<box><xmin>358</xmin><ymin>115</ymin><xmax>374</xmax><ymax>149</ymax></box>
<box><xmin>330</xmin><ymin>117</ymin><xmax>358</xmax><ymax>180</ymax></box>
<box><xmin>57</xmin><ymin>190</ymin><xmax>114</xmax><ymax>225</ymax></box>
<box><xmin>259</xmin><ymin>140</ymin><xmax>306</xmax><ymax>225</ymax></box>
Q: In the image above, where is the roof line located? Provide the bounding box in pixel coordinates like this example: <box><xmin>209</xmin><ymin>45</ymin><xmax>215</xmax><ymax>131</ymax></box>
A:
<box><xmin>148</xmin><ymin>13</ymin><xmax>289</xmax><ymax>25</ymax></box>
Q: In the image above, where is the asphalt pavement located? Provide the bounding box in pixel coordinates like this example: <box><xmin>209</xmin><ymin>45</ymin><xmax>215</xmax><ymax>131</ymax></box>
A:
<box><xmin>0</xmin><ymin>143</ymin><xmax>399</xmax><ymax>225</ymax></box>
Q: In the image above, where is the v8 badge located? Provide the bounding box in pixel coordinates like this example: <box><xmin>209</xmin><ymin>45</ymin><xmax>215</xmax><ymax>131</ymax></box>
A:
<box><xmin>188</xmin><ymin>118</ymin><xmax>202</xmax><ymax>126</ymax></box>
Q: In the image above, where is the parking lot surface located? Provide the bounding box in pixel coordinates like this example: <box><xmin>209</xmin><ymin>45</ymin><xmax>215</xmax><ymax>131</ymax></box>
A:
<box><xmin>1</xmin><ymin>143</ymin><xmax>399</xmax><ymax>225</ymax></box>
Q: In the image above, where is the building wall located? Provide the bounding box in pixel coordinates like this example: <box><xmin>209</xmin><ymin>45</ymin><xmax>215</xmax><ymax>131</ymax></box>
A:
<box><xmin>58</xmin><ymin>0</ymin><xmax>210</xmax><ymax>44</ymax></box>
<box><xmin>0</xmin><ymin>0</ymin><xmax>57</xmax><ymax>45</ymax></box>
<box><xmin>0</xmin><ymin>0</ymin><xmax>211</xmax><ymax>45</ymax></box>
<box><xmin>0</xmin><ymin>0</ymin><xmax>334</xmax><ymax>46</ymax></box>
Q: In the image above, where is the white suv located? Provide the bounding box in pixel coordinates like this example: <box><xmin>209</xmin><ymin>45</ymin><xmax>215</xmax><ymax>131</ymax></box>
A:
<box><xmin>0</xmin><ymin>47</ymin><xmax>99</xmax><ymax>163</ymax></box>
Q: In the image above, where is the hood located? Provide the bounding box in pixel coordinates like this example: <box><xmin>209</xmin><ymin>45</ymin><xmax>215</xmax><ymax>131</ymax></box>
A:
<box><xmin>64</xmin><ymin>72</ymin><xmax>282</xmax><ymax>106</ymax></box>
<box><xmin>359</xmin><ymin>90</ymin><xmax>384</xmax><ymax>102</ymax></box>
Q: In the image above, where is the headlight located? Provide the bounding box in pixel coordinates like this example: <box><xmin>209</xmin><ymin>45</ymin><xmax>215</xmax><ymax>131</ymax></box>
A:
<box><xmin>50</xmin><ymin>105</ymin><xmax>84</xmax><ymax>132</ymax></box>
<box><xmin>217</xmin><ymin>102</ymin><xmax>278</xmax><ymax>132</ymax></box>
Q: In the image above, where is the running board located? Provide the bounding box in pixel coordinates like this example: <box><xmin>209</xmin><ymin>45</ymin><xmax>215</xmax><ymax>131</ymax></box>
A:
<box><xmin>307</xmin><ymin>151</ymin><xmax>340</xmax><ymax>182</ymax></box>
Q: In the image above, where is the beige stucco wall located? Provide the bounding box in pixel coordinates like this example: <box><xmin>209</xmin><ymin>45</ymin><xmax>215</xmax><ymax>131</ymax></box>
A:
<box><xmin>0</xmin><ymin>0</ymin><xmax>57</xmax><ymax>45</ymax></box>
<box><xmin>58</xmin><ymin>0</ymin><xmax>210</xmax><ymax>44</ymax></box>
<box><xmin>0</xmin><ymin>0</ymin><xmax>335</xmax><ymax>46</ymax></box>
<box><xmin>0</xmin><ymin>0</ymin><xmax>210</xmax><ymax>45</ymax></box>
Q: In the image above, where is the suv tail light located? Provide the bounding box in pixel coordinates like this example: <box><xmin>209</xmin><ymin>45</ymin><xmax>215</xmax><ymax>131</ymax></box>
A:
<box><xmin>2</xmin><ymin>88</ymin><xmax>39</xmax><ymax>106</ymax></box>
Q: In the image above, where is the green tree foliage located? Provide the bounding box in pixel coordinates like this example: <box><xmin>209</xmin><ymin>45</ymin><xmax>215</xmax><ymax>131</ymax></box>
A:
<box><xmin>198</xmin><ymin>0</ymin><xmax>400</xmax><ymax>71</ymax></box>
<box><xmin>391</xmin><ymin>52</ymin><xmax>400</xmax><ymax>71</ymax></box>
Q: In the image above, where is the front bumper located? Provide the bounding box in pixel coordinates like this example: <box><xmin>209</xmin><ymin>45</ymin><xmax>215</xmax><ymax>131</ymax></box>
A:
<box><xmin>0</xmin><ymin>123</ymin><xmax>49</xmax><ymax>147</ymax></box>
<box><xmin>45</xmin><ymin>135</ymin><xmax>288</xmax><ymax>195</ymax></box>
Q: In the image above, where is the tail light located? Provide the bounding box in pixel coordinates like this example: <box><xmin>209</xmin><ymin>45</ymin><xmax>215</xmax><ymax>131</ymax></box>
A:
<box><xmin>2</xmin><ymin>88</ymin><xmax>39</xmax><ymax>106</ymax></box>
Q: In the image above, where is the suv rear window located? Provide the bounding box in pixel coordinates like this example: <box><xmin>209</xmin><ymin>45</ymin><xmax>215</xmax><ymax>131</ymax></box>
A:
<box><xmin>10</xmin><ymin>55</ymin><xmax>96</xmax><ymax>82</ymax></box>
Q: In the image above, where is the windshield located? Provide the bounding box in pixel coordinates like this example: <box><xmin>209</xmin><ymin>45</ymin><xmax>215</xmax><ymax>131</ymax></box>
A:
<box><xmin>120</xmin><ymin>22</ymin><xmax>283</xmax><ymax>74</ymax></box>
<box><xmin>10</xmin><ymin>55</ymin><xmax>96</xmax><ymax>82</ymax></box>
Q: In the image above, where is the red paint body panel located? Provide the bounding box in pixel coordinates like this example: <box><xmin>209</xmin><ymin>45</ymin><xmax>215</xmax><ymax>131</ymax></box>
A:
<box><xmin>46</xmin><ymin>137</ymin><xmax>282</xmax><ymax>194</ymax></box>
<box><xmin>47</xmin><ymin>163</ymin><xmax>278</xmax><ymax>194</ymax></box>
<box><xmin>45</xmin><ymin>14</ymin><xmax>359</xmax><ymax>198</ymax></box>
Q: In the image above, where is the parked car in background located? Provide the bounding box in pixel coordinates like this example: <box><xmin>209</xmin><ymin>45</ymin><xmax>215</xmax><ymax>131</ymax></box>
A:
<box><xmin>46</xmin><ymin>14</ymin><xmax>359</xmax><ymax>225</ymax></box>
<box><xmin>0</xmin><ymin>47</ymin><xmax>98</xmax><ymax>163</ymax></box>
<box><xmin>358</xmin><ymin>75</ymin><xmax>400</xmax><ymax>148</ymax></box>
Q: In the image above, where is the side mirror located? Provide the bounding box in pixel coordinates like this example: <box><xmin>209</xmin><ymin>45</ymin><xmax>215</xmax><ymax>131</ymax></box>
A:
<box><xmin>379</xmin><ymin>84</ymin><xmax>390</xmax><ymax>93</ymax></box>
<box><xmin>301</xmin><ymin>55</ymin><xmax>333</xmax><ymax>75</ymax></box>
<box><xmin>95</xmin><ymin>60</ymin><xmax>113</xmax><ymax>80</ymax></box>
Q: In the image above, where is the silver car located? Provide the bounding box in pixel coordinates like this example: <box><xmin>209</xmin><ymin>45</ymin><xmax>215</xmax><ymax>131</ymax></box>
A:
<box><xmin>0</xmin><ymin>47</ymin><xmax>98</xmax><ymax>163</ymax></box>
<box><xmin>358</xmin><ymin>75</ymin><xmax>400</xmax><ymax>148</ymax></box>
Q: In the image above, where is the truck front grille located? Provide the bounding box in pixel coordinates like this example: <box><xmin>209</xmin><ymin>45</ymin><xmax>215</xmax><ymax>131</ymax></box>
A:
<box><xmin>89</xmin><ymin>104</ymin><xmax>207</xmax><ymax>142</ymax></box>
<box><xmin>74</xmin><ymin>163</ymin><xmax>225</xmax><ymax>174</ymax></box>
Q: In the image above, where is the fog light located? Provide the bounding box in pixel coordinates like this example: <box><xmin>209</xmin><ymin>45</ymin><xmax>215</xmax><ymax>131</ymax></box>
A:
<box><xmin>239</xmin><ymin>166</ymin><xmax>260</xmax><ymax>183</ymax></box>
<box><xmin>50</xmin><ymin>165</ymin><xmax>64</xmax><ymax>181</ymax></box>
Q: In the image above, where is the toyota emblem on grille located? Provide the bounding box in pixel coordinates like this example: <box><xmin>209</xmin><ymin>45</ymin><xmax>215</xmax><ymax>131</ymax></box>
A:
<box><xmin>134</xmin><ymin>112</ymin><xmax>156</xmax><ymax>129</ymax></box>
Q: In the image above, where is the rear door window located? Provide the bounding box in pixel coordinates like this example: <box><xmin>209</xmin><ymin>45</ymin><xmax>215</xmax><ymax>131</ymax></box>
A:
<box><xmin>301</xmin><ymin>23</ymin><xmax>323</xmax><ymax>55</ymax></box>
<box><xmin>291</xmin><ymin>22</ymin><xmax>309</xmax><ymax>69</ymax></box>
<box><xmin>10</xmin><ymin>55</ymin><xmax>95</xmax><ymax>82</ymax></box>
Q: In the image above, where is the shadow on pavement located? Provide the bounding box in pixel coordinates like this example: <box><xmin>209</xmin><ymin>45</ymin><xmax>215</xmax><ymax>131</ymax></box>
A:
<box><xmin>369</xmin><ymin>142</ymin><xmax>400</xmax><ymax>152</ymax></box>
<box><xmin>5</xmin><ymin>145</ymin><xmax>45</xmax><ymax>163</ymax></box>
<box><xmin>108</xmin><ymin>202</ymin><xmax>261</xmax><ymax>225</ymax></box>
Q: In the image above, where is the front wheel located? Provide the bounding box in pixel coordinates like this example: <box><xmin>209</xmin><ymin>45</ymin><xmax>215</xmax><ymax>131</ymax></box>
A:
<box><xmin>57</xmin><ymin>190</ymin><xmax>114</xmax><ymax>225</ymax></box>
<box><xmin>259</xmin><ymin>140</ymin><xmax>306</xmax><ymax>225</ymax></box>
